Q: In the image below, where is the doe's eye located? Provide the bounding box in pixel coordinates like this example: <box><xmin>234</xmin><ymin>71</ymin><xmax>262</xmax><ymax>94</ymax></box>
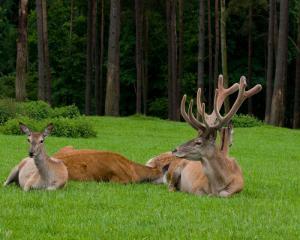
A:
<box><xmin>27</xmin><ymin>139</ymin><xmax>30</xmax><ymax>143</ymax></box>
<box><xmin>40</xmin><ymin>140</ymin><xmax>44</xmax><ymax>143</ymax></box>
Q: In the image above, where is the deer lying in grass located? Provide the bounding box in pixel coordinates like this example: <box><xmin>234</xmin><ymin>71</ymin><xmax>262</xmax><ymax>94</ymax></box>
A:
<box><xmin>4</xmin><ymin>123</ymin><xmax>68</xmax><ymax>191</ymax></box>
<box><xmin>51</xmin><ymin>146</ymin><xmax>163</xmax><ymax>183</ymax></box>
<box><xmin>148</xmin><ymin>75</ymin><xmax>261</xmax><ymax>197</ymax></box>
<box><xmin>146</xmin><ymin>123</ymin><xmax>233</xmax><ymax>195</ymax></box>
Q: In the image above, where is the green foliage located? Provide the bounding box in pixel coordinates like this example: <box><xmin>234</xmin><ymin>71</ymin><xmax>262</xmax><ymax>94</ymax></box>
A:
<box><xmin>0</xmin><ymin>74</ymin><xmax>15</xmax><ymax>98</ymax></box>
<box><xmin>148</xmin><ymin>97</ymin><xmax>168</xmax><ymax>119</ymax></box>
<box><xmin>51</xmin><ymin>105</ymin><xmax>80</xmax><ymax>119</ymax></box>
<box><xmin>0</xmin><ymin>117</ymin><xmax>96</xmax><ymax>138</ymax></box>
<box><xmin>232</xmin><ymin>114</ymin><xmax>263</xmax><ymax>128</ymax></box>
<box><xmin>0</xmin><ymin>99</ymin><xmax>16</xmax><ymax>125</ymax></box>
<box><xmin>17</xmin><ymin>101</ymin><xmax>52</xmax><ymax>120</ymax></box>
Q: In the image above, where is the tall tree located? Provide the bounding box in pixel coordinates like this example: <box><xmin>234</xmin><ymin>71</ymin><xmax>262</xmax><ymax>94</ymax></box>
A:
<box><xmin>207</xmin><ymin>0</ymin><xmax>213</xmax><ymax>110</ymax></box>
<box><xmin>293</xmin><ymin>13</ymin><xmax>300</xmax><ymax>128</ymax></box>
<box><xmin>135</xmin><ymin>0</ymin><xmax>143</xmax><ymax>114</ymax></box>
<box><xmin>270</xmin><ymin>0</ymin><xmax>289</xmax><ymax>126</ymax></box>
<box><xmin>213</xmin><ymin>0</ymin><xmax>220</xmax><ymax>87</ymax></box>
<box><xmin>36</xmin><ymin>0</ymin><xmax>51</xmax><ymax>103</ymax></box>
<box><xmin>95</xmin><ymin>0</ymin><xmax>105</xmax><ymax>115</ymax></box>
<box><xmin>220</xmin><ymin>0</ymin><xmax>229</xmax><ymax>112</ymax></box>
<box><xmin>105</xmin><ymin>0</ymin><xmax>121</xmax><ymax>116</ymax></box>
<box><xmin>198</xmin><ymin>0</ymin><xmax>205</xmax><ymax>91</ymax></box>
<box><xmin>265</xmin><ymin>0</ymin><xmax>275</xmax><ymax>123</ymax></box>
<box><xmin>16</xmin><ymin>0</ymin><xmax>28</xmax><ymax>101</ymax></box>
<box><xmin>166</xmin><ymin>0</ymin><xmax>179</xmax><ymax>120</ymax></box>
<box><xmin>143</xmin><ymin>10</ymin><xmax>149</xmax><ymax>115</ymax></box>
<box><xmin>247</xmin><ymin>2</ymin><xmax>253</xmax><ymax>114</ymax></box>
<box><xmin>85</xmin><ymin>0</ymin><xmax>96</xmax><ymax>115</ymax></box>
<box><xmin>178</xmin><ymin>0</ymin><xmax>184</xmax><ymax>107</ymax></box>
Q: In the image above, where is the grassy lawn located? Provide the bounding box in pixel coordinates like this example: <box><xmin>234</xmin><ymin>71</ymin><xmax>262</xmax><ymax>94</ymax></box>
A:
<box><xmin>0</xmin><ymin>116</ymin><xmax>299</xmax><ymax>239</ymax></box>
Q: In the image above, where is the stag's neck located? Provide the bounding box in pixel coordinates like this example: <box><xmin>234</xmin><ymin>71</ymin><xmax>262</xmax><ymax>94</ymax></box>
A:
<box><xmin>202</xmin><ymin>150</ymin><xmax>239</xmax><ymax>195</ymax></box>
<box><xmin>34</xmin><ymin>146</ymin><xmax>51</xmax><ymax>179</ymax></box>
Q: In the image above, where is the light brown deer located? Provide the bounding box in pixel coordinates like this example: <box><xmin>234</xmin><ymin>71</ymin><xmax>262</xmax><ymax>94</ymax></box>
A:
<box><xmin>4</xmin><ymin>123</ymin><xmax>68</xmax><ymax>191</ymax></box>
<box><xmin>148</xmin><ymin>75</ymin><xmax>261</xmax><ymax>197</ymax></box>
<box><xmin>146</xmin><ymin>123</ymin><xmax>233</xmax><ymax>195</ymax></box>
<box><xmin>50</xmin><ymin>146</ymin><xmax>163</xmax><ymax>183</ymax></box>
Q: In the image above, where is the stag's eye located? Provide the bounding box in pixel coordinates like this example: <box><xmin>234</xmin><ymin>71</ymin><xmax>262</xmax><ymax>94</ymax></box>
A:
<box><xmin>195</xmin><ymin>139</ymin><xmax>203</xmax><ymax>145</ymax></box>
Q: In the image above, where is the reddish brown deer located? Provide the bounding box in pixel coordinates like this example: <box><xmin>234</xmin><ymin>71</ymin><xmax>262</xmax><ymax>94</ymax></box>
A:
<box><xmin>4</xmin><ymin>123</ymin><xmax>68</xmax><ymax>191</ymax></box>
<box><xmin>52</xmin><ymin>146</ymin><xmax>163</xmax><ymax>183</ymax></box>
<box><xmin>148</xmin><ymin>75</ymin><xmax>261</xmax><ymax>197</ymax></box>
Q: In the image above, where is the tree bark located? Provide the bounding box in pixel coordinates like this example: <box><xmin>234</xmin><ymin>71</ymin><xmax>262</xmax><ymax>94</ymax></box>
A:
<box><xmin>293</xmin><ymin>13</ymin><xmax>300</xmax><ymax>128</ymax></box>
<box><xmin>247</xmin><ymin>2</ymin><xmax>253</xmax><ymax>115</ymax></box>
<box><xmin>95</xmin><ymin>0</ymin><xmax>105</xmax><ymax>115</ymax></box>
<box><xmin>220</xmin><ymin>0</ymin><xmax>229</xmax><ymax>112</ymax></box>
<box><xmin>270</xmin><ymin>0</ymin><xmax>289</xmax><ymax>126</ymax></box>
<box><xmin>178</xmin><ymin>0</ymin><xmax>183</xmax><ymax>108</ymax></box>
<box><xmin>265</xmin><ymin>0</ymin><xmax>275</xmax><ymax>123</ymax></box>
<box><xmin>135</xmin><ymin>0</ymin><xmax>143</xmax><ymax>114</ymax></box>
<box><xmin>85</xmin><ymin>0</ymin><xmax>96</xmax><ymax>115</ymax></box>
<box><xmin>207</xmin><ymin>0</ymin><xmax>213</xmax><ymax>111</ymax></box>
<box><xmin>198</xmin><ymin>0</ymin><xmax>205</xmax><ymax>91</ymax></box>
<box><xmin>105</xmin><ymin>0</ymin><xmax>121</xmax><ymax>116</ymax></box>
<box><xmin>36</xmin><ymin>0</ymin><xmax>50</xmax><ymax>103</ymax></box>
<box><xmin>143</xmin><ymin>11</ymin><xmax>149</xmax><ymax>115</ymax></box>
<box><xmin>213</xmin><ymin>0</ymin><xmax>219</xmax><ymax>88</ymax></box>
<box><xmin>16</xmin><ymin>0</ymin><xmax>28</xmax><ymax>101</ymax></box>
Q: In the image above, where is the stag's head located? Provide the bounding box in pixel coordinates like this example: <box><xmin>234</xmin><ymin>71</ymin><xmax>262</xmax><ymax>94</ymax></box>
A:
<box><xmin>173</xmin><ymin>75</ymin><xmax>262</xmax><ymax>161</ymax></box>
<box><xmin>19</xmin><ymin>123</ymin><xmax>54</xmax><ymax>157</ymax></box>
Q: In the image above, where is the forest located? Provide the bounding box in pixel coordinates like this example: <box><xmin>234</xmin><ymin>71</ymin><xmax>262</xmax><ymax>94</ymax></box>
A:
<box><xmin>0</xmin><ymin>0</ymin><xmax>299</xmax><ymax>128</ymax></box>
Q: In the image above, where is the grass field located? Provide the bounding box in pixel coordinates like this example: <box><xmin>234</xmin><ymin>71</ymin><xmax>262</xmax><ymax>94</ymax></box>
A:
<box><xmin>0</xmin><ymin>116</ymin><xmax>299</xmax><ymax>239</ymax></box>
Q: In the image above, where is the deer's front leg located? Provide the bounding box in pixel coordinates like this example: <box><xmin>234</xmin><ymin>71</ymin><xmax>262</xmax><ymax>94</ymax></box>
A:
<box><xmin>23</xmin><ymin>173</ymin><xmax>42</xmax><ymax>191</ymax></box>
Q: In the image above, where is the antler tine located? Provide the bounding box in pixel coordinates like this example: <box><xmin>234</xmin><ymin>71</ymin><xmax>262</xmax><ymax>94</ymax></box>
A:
<box><xmin>180</xmin><ymin>95</ymin><xmax>203</xmax><ymax>131</ymax></box>
<box><xmin>187</xmin><ymin>99</ymin><xmax>206</xmax><ymax>132</ymax></box>
<box><xmin>216</xmin><ymin>76</ymin><xmax>262</xmax><ymax>127</ymax></box>
<box><xmin>196</xmin><ymin>88</ymin><xmax>204</xmax><ymax>115</ymax></box>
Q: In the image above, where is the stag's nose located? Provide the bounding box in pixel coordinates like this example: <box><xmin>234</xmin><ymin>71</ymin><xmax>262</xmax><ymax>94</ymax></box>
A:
<box><xmin>29</xmin><ymin>152</ymin><xmax>34</xmax><ymax>157</ymax></box>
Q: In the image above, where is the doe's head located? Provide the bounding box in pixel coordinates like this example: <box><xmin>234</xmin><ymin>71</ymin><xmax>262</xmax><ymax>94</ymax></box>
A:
<box><xmin>19</xmin><ymin>122</ymin><xmax>54</xmax><ymax>157</ymax></box>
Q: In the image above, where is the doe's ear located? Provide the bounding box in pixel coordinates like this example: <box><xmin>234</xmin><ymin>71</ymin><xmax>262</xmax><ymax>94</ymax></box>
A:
<box><xmin>43</xmin><ymin>123</ymin><xmax>54</xmax><ymax>137</ymax></box>
<box><xmin>19</xmin><ymin>122</ymin><xmax>31</xmax><ymax>136</ymax></box>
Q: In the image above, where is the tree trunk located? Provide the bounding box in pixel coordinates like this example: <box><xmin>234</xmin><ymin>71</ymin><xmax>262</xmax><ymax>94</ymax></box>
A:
<box><xmin>36</xmin><ymin>0</ymin><xmax>50</xmax><ymax>103</ymax></box>
<box><xmin>265</xmin><ymin>0</ymin><xmax>275</xmax><ymax>123</ymax></box>
<box><xmin>178</xmin><ymin>0</ymin><xmax>183</xmax><ymax>108</ymax></box>
<box><xmin>247</xmin><ymin>2</ymin><xmax>253</xmax><ymax>115</ymax></box>
<box><xmin>207</xmin><ymin>0</ymin><xmax>213</xmax><ymax>111</ymax></box>
<box><xmin>198</xmin><ymin>0</ymin><xmax>205</xmax><ymax>91</ymax></box>
<box><xmin>213</xmin><ymin>0</ymin><xmax>219</xmax><ymax>88</ymax></box>
<box><xmin>135</xmin><ymin>0</ymin><xmax>143</xmax><ymax>114</ymax></box>
<box><xmin>16</xmin><ymin>0</ymin><xmax>28</xmax><ymax>101</ymax></box>
<box><xmin>85</xmin><ymin>0</ymin><xmax>96</xmax><ymax>115</ymax></box>
<box><xmin>220</xmin><ymin>0</ymin><xmax>229</xmax><ymax>112</ymax></box>
<box><xmin>105</xmin><ymin>0</ymin><xmax>121</xmax><ymax>116</ymax></box>
<box><xmin>270</xmin><ymin>0</ymin><xmax>289</xmax><ymax>126</ymax></box>
<box><xmin>42</xmin><ymin>0</ymin><xmax>51</xmax><ymax>104</ymax></box>
<box><xmin>143</xmin><ymin>11</ymin><xmax>149</xmax><ymax>115</ymax></box>
<box><xmin>95</xmin><ymin>0</ymin><xmax>105</xmax><ymax>115</ymax></box>
<box><xmin>293</xmin><ymin>13</ymin><xmax>300</xmax><ymax>128</ymax></box>
<box><xmin>166</xmin><ymin>0</ymin><xmax>179</xmax><ymax>120</ymax></box>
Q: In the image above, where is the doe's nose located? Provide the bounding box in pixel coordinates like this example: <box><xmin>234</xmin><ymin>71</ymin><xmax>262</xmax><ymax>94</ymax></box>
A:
<box><xmin>172</xmin><ymin>148</ymin><xmax>177</xmax><ymax>154</ymax></box>
<box><xmin>29</xmin><ymin>152</ymin><xmax>34</xmax><ymax>157</ymax></box>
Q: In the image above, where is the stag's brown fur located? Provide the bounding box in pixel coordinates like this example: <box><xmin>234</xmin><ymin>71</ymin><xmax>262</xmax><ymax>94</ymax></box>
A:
<box><xmin>53</xmin><ymin>146</ymin><xmax>163</xmax><ymax>183</ymax></box>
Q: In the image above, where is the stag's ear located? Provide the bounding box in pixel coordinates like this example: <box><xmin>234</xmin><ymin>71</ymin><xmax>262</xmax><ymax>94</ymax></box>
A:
<box><xmin>19</xmin><ymin>122</ymin><xmax>31</xmax><ymax>136</ymax></box>
<box><xmin>43</xmin><ymin>123</ymin><xmax>54</xmax><ymax>137</ymax></box>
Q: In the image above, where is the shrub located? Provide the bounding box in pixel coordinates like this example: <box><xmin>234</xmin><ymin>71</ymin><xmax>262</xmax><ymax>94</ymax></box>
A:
<box><xmin>17</xmin><ymin>101</ymin><xmax>52</xmax><ymax>120</ymax></box>
<box><xmin>51</xmin><ymin>105</ymin><xmax>80</xmax><ymax>119</ymax></box>
<box><xmin>148</xmin><ymin>98</ymin><xmax>168</xmax><ymax>119</ymax></box>
<box><xmin>0</xmin><ymin>117</ymin><xmax>96</xmax><ymax>138</ymax></box>
<box><xmin>0</xmin><ymin>98</ymin><xmax>17</xmax><ymax>125</ymax></box>
<box><xmin>232</xmin><ymin>114</ymin><xmax>263</xmax><ymax>128</ymax></box>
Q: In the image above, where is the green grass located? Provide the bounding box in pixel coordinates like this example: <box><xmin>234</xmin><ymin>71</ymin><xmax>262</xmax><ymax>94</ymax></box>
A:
<box><xmin>0</xmin><ymin>116</ymin><xmax>299</xmax><ymax>239</ymax></box>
